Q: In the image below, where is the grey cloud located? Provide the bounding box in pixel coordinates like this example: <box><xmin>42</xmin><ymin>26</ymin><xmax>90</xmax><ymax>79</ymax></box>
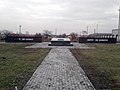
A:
<box><xmin>0</xmin><ymin>0</ymin><xmax>119</xmax><ymax>34</ymax></box>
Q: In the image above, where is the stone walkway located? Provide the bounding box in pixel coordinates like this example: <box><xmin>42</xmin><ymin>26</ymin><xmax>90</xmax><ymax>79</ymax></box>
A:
<box><xmin>23</xmin><ymin>48</ymin><xmax>95</xmax><ymax>90</ymax></box>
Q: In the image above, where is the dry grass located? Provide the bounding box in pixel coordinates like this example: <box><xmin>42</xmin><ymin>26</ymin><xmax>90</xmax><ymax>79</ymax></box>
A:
<box><xmin>0</xmin><ymin>43</ymin><xmax>50</xmax><ymax>90</ymax></box>
<box><xmin>71</xmin><ymin>44</ymin><xmax>120</xmax><ymax>90</ymax></box>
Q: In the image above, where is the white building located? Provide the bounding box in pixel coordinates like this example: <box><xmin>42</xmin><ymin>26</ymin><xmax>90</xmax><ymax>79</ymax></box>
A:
<box><xmin>112</xmin><ymin>29</ymin><xmax>120</xmax><ymax>41</ymax></box>
<box><xmin>112</xmin><ymin>29</ymin><xmax>119</xmax><ymax>36</ymax></box>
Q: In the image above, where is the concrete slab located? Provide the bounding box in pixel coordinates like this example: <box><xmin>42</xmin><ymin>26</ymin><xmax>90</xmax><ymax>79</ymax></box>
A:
<box><xmin>23</xmin><ymin>48</ymin><xmax>95</xmax><ymax>90</ymax></box>
<box><xmin>25</xmin><ymin>42</ymin><xmax>95</xmax><ymax>49</ymax></box>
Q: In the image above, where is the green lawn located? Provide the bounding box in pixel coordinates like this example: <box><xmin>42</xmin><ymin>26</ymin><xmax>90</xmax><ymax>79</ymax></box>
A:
<box><xmin>0</xmin><ymin>43</ymin><xmax>50</xmax><ymax>90</ymax></box>
<box><xmin>71</xmin><ymin>44</ymin><xmax>120</xmax><ymax>90</ymax></box>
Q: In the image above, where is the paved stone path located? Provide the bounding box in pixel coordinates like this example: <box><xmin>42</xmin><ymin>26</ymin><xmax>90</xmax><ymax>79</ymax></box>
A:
<box><xmin>23</xmin><ymin>48</ymin><xmax>95</xmax><ymax>90</ymax></box>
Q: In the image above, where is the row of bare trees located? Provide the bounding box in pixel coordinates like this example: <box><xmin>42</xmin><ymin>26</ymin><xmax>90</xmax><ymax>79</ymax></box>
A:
<box><xmin>42</xmin><ymin>30</ymin><xmax>78</xmax><ymax>42</ymax></box>
<box><xmin>0</xmin><ymin>29</ymin><xmax>79</xmax><ymax>42</ymax></box>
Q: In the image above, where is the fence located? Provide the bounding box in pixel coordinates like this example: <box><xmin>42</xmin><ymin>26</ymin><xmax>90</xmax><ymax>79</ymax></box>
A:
<box><xmin>5</xmin><ymin>34</ymin><xmax>42</xmax><ymax>43</ymax></box>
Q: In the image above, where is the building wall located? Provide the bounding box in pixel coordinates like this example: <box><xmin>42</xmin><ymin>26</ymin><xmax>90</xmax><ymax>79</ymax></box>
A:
<box><xmin>112</xmin><ymin>29</ymin><xmax>118</xmax><ymax>36</ymax></box>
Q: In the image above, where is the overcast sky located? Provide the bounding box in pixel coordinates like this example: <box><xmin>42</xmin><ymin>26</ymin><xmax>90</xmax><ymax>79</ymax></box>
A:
<box><xmin>0</xmin><ymin>0</ymin><xmax>119</xmax><ymax>34</ymax></box>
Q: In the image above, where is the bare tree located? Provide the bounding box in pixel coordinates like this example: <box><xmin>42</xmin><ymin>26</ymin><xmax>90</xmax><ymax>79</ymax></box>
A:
<box><xmin>70</xmin><ymin>32</ymin><xmax>78</xmax><ymax>42</ymax></box>
<box><xmin>82</xmin><ymin>31</ymin><xmax>87</xmax><ymax>35</ymax></box>
<box><xmin>57</xmin><ymin>33</ymin><xmax>67</xmax><ymax>38</ymax></box>
<box><xmin>70</xmin><ymin>32</ymin><xmax>78</xmax><ymax>39</ymax></box>
<box><xmin>25</xmin><ymin>31</ymin><xmax>29</xmax><ymax>35</ymax></box>
<box><xmin>43</xmin><ymin>30</ymin><xmax>53</xmax><ymax>36</ymax></box>
<box><xmin>35</xmin><ymin>33</ymin><xmax>42</xmax><ymax>37</ymax></box>
<box><xmin>0</xmin><ymin>30</ymin><xmax>13</xmax><ymax>39</ymax></box>
<box><xmin>42</xmin><ymin>30</ymin><xmax>53</xmax><ymax>41</ymax></box>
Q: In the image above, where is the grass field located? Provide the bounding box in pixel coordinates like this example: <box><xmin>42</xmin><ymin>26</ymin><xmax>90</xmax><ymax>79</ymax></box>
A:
<box><xmin>0</xmin><ymin>43</ymin><xmax>50</xmax><ymax>90</ymax></box>
<box><xmin>71</xmin><ymin>44</ymin><xmax>120</xmax><ymax>90</ymax></box>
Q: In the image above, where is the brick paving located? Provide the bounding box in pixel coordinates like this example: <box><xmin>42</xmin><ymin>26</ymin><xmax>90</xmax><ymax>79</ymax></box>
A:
<box><xmin>23</xmin><ymin>48</ymin><xmax>95</xmax><ymax>90</ymax></box>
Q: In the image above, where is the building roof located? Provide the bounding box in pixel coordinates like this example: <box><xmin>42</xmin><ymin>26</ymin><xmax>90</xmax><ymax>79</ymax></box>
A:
<box><xmin>88</xmin><ymin>33</ymin><xmax>114</xmax><ymax>37</ymax></box>
<box><xmin>7</xmin><ymin>34</ymin><xmax>41</xmax><ymax>38</ymax></box>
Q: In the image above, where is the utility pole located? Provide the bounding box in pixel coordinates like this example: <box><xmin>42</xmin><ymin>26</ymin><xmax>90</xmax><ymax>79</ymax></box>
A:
<box><xmin>94</xmin><ymin>28</ymin><xmax>96</xmax><ymax>34</ymax></box>
<box><xmin>118</xmin><ymin>8</ymin><xmax>120</xmax><ymax>42</ymax></box>
<box><xmin>96</xmin><ymin>24</ymin><xmax>98</xmax><ymax>33</ymax></box>
<box><xmin>19</xmin><ymin>25</ymin><xmax>22</xmax><ymax>34</ymax></box>
<box><xmin>87</xmin><ymin>26</ymin><xmax>89</xmax><ymax>35</ymax></box>
<box><xmin>55</xmin><ymin>28</ymin><xmax>57</xmax><ymax>36</ymax></box>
